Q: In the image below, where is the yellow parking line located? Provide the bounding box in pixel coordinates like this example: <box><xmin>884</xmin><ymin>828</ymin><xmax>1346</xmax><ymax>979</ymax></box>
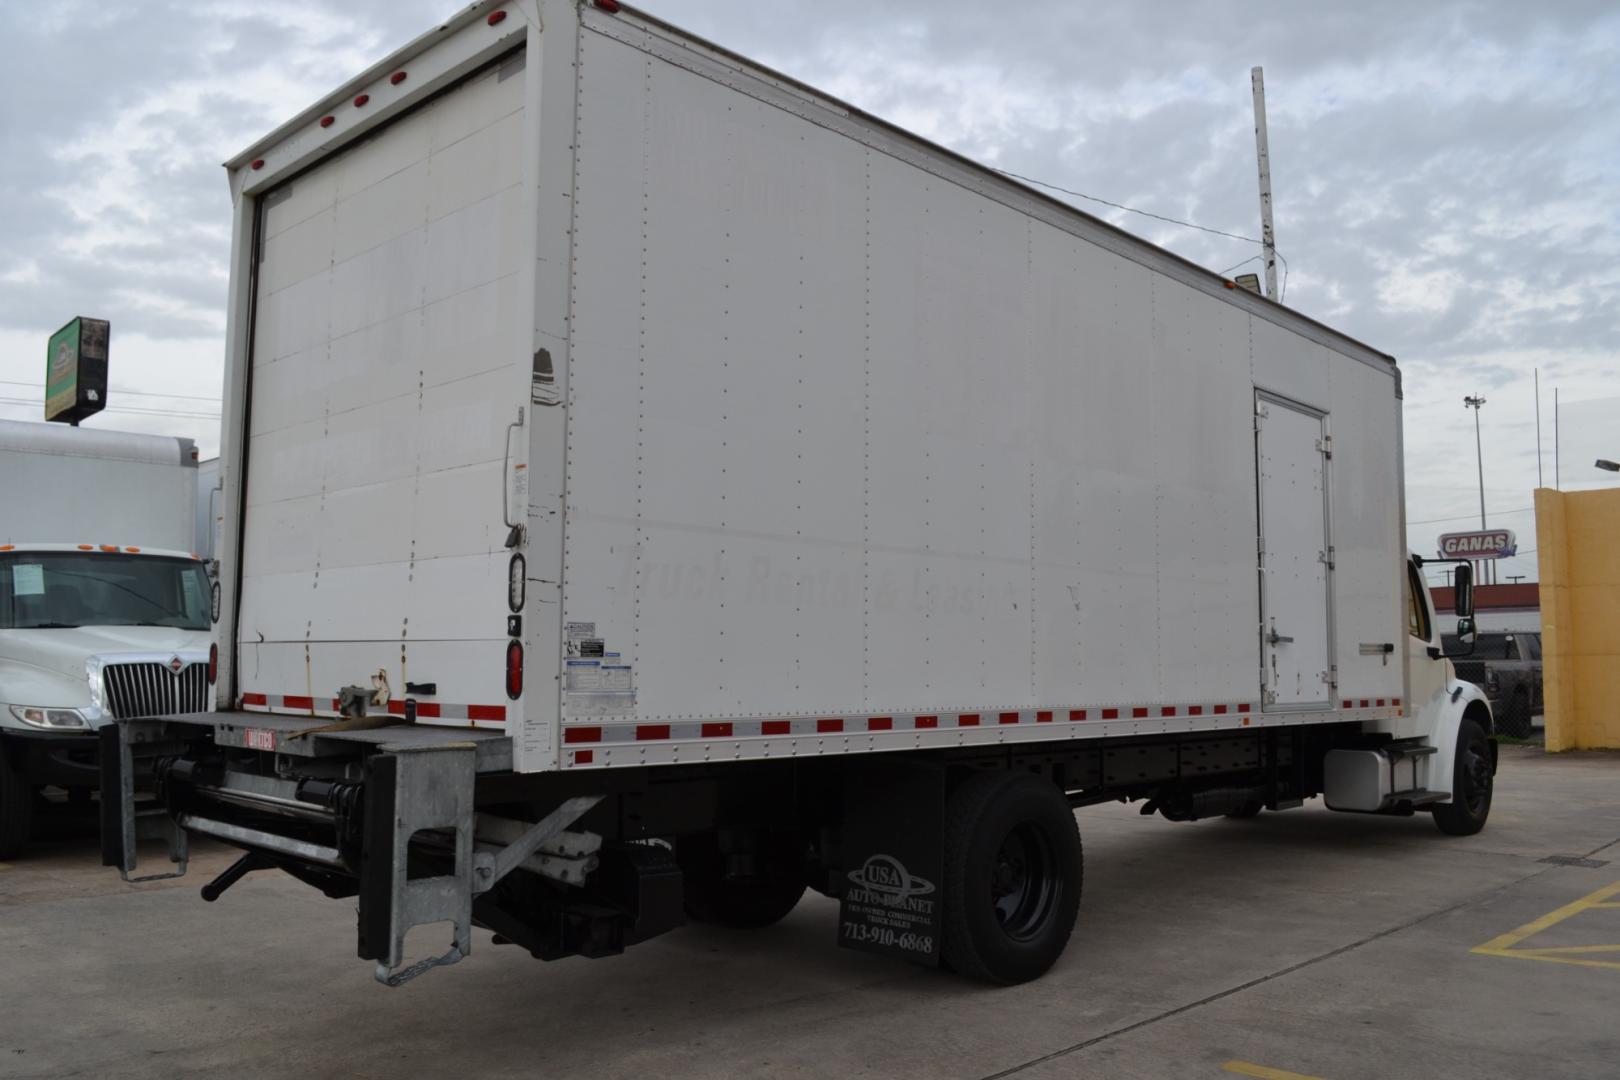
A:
<box><xmin>1472</xmin><ymin>880</ymin><xmax>1620</xmax><ymax>972</ymax></box>
<box><xmin>1224</xmin><ymin>1062</ymin><xmax>1327</xmax><ymax>1080</ymax></box>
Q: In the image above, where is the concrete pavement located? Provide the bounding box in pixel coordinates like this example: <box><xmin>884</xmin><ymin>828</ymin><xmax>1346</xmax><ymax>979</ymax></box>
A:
<box><xmin>2</xmin><ymin>745</ymin><xmax>1617</xmax><ymax>1079</ymax></box>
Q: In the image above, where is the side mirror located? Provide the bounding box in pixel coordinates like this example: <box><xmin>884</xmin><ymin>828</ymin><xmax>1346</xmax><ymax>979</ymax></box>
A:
<box><xmin>1453</xmin><ymin>563</ymin><xmax>1474</xmax><ymax>619</ymax></box>
<box><xmin>1455</xmin><ymin>615</ymin><xmax>1476</xmax><ymax>648</ymax></box>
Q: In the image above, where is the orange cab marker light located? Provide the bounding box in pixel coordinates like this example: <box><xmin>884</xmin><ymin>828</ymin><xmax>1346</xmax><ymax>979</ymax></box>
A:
<box><xmin>77</xmin><ymin>544</ymin><xmax>94</xmax><ymax>551</ymax></box>
<box><xmin>100</xmin><ymin>544</ymin><xmax>119</xmax><ymax>552</ymax></box>
<box><xmin>125</xmin><ymin>546</ymin><xmax>140</xmax><ymax>553</ymax></box>
<box><xmin>0</xmin><ymin>544</ymin><xmax>12</xmax><ymax>552</ymax></box>
<box><xmin>191</xmin><ymin>553</ymin><xmax>202</xmax><ymax>560</ymax></box>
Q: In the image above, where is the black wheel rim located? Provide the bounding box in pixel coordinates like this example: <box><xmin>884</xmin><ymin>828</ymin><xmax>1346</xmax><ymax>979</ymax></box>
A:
<box><xmin>1462</xmin><ymin>737</ymin><xmax>1491</xmax><ymax>814</ymax></box>
<box><xmin>991</xmin><ymin>822</ymin><xmax>1059</xmax><ymax>942</ymax></box>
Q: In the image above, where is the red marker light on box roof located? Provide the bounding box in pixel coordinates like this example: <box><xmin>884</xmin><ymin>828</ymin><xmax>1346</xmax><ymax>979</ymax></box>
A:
<box><xmin>390</xmin><ymin>71</ymin><xmax>407</xmax><ymax>85</ymax></box>
<box><xmin>487</xmin><ymin>9</ymin><xmax>507</xmax><ymax>24</ymax></box>
<box><xmin>319</xmin><ymin>115</ymin><xmax>335</xmax><ymax>128</ymax></box>
<box><xmin>250</xmin><ymin>159</ymin><xmax>265</xmax><ymax>170</ymax></box>
<box><xmin>353</xmin><ymin>93</ymin><xmax>370</xmax><ymax>107</ymax></box>
<box><xmin>594</xmin><ymin>0</ymin><xmax>621</xmax><ymax>11</ymax></box>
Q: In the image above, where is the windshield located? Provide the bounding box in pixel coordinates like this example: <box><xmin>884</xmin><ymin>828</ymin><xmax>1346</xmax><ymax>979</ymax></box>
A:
<box><xmin>0</xmin><ymin>552</ymin><xmax>211</xmax><ymax>631</ymax></box>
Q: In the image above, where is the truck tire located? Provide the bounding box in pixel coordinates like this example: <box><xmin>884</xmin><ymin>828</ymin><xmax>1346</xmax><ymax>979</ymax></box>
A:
<box><xmin>1500</xmin><ymin>690</ymin><xmax>1532</xmax><ymax>739</ymax></box>
<box><xmin>0</xmin><ymin>742</ymin><xmax>34</xmax><ymax>860</ymax></box>
<box><xmin>678</xmin><ymin>830</ymin><xmax>807</xmax><ymax>929</ymax></box>
<box><xmin>941</xmin><ymin>772</ymin><xmax>1082</xmax><ymax>985</ymax></box>
<box><xmin>1433</xmin><ymin>717</ymin><xmax>1493</xmax><ymax>837</ymax></box>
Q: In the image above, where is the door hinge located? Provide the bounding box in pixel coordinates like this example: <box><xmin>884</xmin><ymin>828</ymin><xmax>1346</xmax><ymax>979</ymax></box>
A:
<box><xmin>1319</xmin><ymin>546</ymin><xmax>1336</xmax><ymax>570</ymax></box>
<box><xmin>1317</xmin><ymin>434</ymin><xmax>1333</xmax><ymax>458</ymax></box>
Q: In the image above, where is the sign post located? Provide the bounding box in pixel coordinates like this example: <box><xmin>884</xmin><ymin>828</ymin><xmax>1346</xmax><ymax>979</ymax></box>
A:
<box><xmin>45</xmin><ymin>316</ymin><xmax>110</xmax><ymax>425</ymax></box>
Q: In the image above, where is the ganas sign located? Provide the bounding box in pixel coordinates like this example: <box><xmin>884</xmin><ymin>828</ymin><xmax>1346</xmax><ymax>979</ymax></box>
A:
<box><xmin>1438</xmin><ymin>529</ymin><xmax>1517</xmax><ymax>559</ymax></box>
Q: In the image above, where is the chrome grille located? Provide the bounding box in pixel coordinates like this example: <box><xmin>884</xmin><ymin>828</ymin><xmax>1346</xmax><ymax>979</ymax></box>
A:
<box><xmin>102</xmin><ymin>662</ymin><xmax>210</xmax><ymax>720</ymax></box>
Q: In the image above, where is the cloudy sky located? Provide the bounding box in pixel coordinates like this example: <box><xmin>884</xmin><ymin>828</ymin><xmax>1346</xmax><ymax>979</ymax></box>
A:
<box><xmin>2</xmin><ymin>0</ymin><xmax>1616</xmax><ymax>583</ymax></box>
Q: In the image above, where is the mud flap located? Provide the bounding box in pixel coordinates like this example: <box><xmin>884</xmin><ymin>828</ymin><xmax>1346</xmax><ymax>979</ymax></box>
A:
<box><xmin>837</xmin><ymin>760</ymin><xmax>945</xmax><ymax>967</ymax></box>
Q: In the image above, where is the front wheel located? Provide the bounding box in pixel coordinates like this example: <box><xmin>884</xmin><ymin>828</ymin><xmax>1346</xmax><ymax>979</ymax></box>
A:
<box><xmin>1433</xmin><ymin>717</ymin><xmax>1493</xmax><ymax>836</ymax></box>
<box><xmin>0</xmin><ymin>742</ymin><xmax>34</xmax><ymax>860</ymax></box>
<box><xmin>941</xmin><ymin>772</ymin><xmax>1082</xmax><ymax>984</ymax></box>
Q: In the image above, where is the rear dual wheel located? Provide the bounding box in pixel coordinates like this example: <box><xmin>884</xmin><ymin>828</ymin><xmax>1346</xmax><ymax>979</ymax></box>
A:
<box><xmin>942</xmin><ymin>772</ymin><xmax>1082</xmax><ymax>984</ymax></box>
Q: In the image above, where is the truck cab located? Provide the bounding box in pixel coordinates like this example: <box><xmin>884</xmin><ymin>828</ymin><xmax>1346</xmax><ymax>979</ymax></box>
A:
<box><xmin>0</xmin><ymin>544</ymin><xmax>216</xmax><ymax>857</ymax></box>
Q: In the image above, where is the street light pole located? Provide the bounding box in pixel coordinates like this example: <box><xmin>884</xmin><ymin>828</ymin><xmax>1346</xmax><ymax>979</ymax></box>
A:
<box><xmin>1464</xmin><ymin>395</ymin><xmax>1488</xmax><ymax>583</ymax></box>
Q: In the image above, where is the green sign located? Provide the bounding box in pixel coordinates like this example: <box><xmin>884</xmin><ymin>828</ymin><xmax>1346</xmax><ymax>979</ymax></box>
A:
<box><xmin>44</xmin><ymin>316</ymin><xmax>109</xmax><ymax>424</ymax></box>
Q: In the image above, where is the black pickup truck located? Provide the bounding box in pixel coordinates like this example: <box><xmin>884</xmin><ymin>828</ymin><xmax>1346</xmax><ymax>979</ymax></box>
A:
<box><xmin>1446</xmin><ymin>630</ymin><xmax>1543</xmax><ymax>738</ymax></box>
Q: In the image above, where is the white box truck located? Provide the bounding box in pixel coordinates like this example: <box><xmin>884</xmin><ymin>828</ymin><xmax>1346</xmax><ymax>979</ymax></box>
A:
<box><xmin>105</xmin><ymin>0</ymin><xmax>1494</xmax><ymax>987</ymax></box>
<box><xmin>0</xmin><ymin>419</ymin><xmax>215</xmax><ymax>857</ymax></box>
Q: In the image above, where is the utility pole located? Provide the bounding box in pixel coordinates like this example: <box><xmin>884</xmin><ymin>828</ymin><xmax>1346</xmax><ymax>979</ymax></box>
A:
<box><xmin>1250</xmin><ymin>67</ymin><xmax>1278</xmax><ymax>301</ymax></box>
<box><xmin>1534</xmin><ymin>368</ymin><xmax>1544</xmax><ymax>488</ymax></box>
<box><xmin>1465</xmin><ymin>394</ymin><xmax>1489</xmax><ymax>584</ymax></box>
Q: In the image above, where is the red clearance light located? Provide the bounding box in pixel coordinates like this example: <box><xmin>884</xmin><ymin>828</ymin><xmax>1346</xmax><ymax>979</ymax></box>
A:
<box><xmin>319</xmin><ymin>115</ymin><xmax>335</xmax><ymax>128</ymax></box>
<box><xmin>487</xmin><ymin>9</ymin><xmax>507</xmax><ymax>24</ymax></box>
<box><xmin>505</xmin><ymin>640</ymin><xmax>524</xmax><ymax>699</ymax></box>
<box><xmin>594</xmin><ymin>0</ymin><xmax>621</xmax><ymax>11</ymax></box>
<box><xmin>353</xmin><ymin>93</ymin><xmax>370</xmax><ymax>107</ymax></box>
<box><xmin>208</xmin><ymin>643</ymin><xmax>218</xmax><ymax>685</ymax></box>
<box><xmin>390</xmin><ymin>71</ymin><xmax>407</xmax><ymax>85</ymax></box>
<box><xmin>250</xmin><ymin>159</ymin><xmax>265</xmax><ymax>170</ymax></box>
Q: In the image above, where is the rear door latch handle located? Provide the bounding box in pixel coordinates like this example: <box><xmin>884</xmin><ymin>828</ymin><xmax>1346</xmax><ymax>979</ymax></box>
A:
<box><xmin>1268</xmin><ymin>628</ymin><xmax>1294</xmax><ymax>645</ymax></box>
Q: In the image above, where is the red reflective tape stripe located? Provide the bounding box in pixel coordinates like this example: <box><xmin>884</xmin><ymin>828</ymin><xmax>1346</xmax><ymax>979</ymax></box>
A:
<box><xmin>1238</xmin><ymin>704</ymin><xmax>1252</xmax><ymax>712</ymax></box>
<box><xmin>1070</xmin><ymin>709</ymin><xmax>1087</xmax><ymax>721</ymax></box>
<box><xmin>330</xmin><ymin>698</ymin><xmax>341</xmax><ymax>711</ymax></box>
<box><xmin>574</xmin><ymin>750</ymin><xmax>594</xmax><ymax>765</ymax></box>
<box><xmin>564</xmin><ymin>727</ymin><xmax>601</xmax><ymax>744</ymax></box>
<box><xmin>817</xmin><ymin>718</ymin><xmax>844</xmax><ymax>734</ymax></box>
<box><xmin>1392</xmin><ymin>697</ymin><xmax>1401</xmax><ymax>706</ymax></box>
<box><xmin>386</xmin><ymin>700</ymin><xmax>407</xmax><ymax>716</ymax></box>
<box><xmin>283</xmin><ymin>695</ymin><xmax>314</xmax><ymax>710</ymax></box>
<box><xmin>1036</xmin><ymin>710</ymin><xmax>1053</xmax><ymax>722</ymax></box>
<box><xmin>242</xmin><ymin>693</ymin><xmax>267</xmax><ymax>706</ymax></box>
<box><xmin>1214</xmin><ymin>704</ymin><xmax>1228</xmax><ymax>714</ymax></box>
<box><xmin>867</xmin><ymin>717</ymin><xmax>893</xmax><ymax>731</ymax></box>
<box><xmin>1132</xmin><ymin>707</ymin><xmax>1149</xmax><ymax>718</ymax></box>
<box><xmin>1160</xmin><ymin>706</ymin><xmax>1176</xmax><ymax>717</ymax></box>
<box><xmin>1102</xmin><ymin>708</ymin><xmax>1119</xmax><ymax>719</ymax></box>
<box><xmin>468</xmin><ymin>705</ymin><xmax>506</xmax><ymax>721</ymax></box>
<box><xmin>915</xmin><ymin>715</ymin><xmax>938</xmax><ymax>729</ymax></box>
<box><xmin>636</xmin><ymin>724</ymin><xmax>670</xmax><ymax>741</ymax></box>
<box><xmin>414</xmin><ymin>702</ymin><xmax>441</xmax><ymax>718</ymax></box>
<box><xmin>761</xmin><ymin>720</ymin><xmax>791</xmax><ymax>736</ymax></box>
<box><xmin>958</xmin><ymin>713</ymin><xmax>981</xmax><ymax>727</ymax></box>
<box><xmin>1359</xmin><ymin>699</ymin><xmax>1370</xmax><ymax>708</ymax></box>
<box><xmin>1342</xmin><ymin>700</ymin><xmax>1353</xmax><ymax>709</ymax></box>
<box><xmin>1376</xmin><ymin>698</ymin><xmax>1386</xmax><ymax>707</ymax></box>
<box><xmin>999</xmin><ymin>712</ymin><xmax>1019</xmax><ymax>725</ymax></box>
<box><xmin>1188</xmin><ymin>705</ymin><xmax>1203</xmax><ymax>716</ymax></box>
<box><xmin>701</xmin><ymin>722</ymin><xmax>732</xmax><ymax>738</ymax></box>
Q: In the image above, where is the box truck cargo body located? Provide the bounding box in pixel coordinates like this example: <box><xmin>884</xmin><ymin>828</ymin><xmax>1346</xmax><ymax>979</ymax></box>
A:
<box><xmin>106</xmin><ymin>0</ymin><xmax>1495</xmax><ymax>986</ymax></box>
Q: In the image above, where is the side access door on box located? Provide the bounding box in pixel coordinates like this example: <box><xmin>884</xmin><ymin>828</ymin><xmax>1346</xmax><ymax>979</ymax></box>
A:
<box><xmin>1255</xmin><ymin>392</ymin><xmax>1334</xmax><ymax>711</ymax></box>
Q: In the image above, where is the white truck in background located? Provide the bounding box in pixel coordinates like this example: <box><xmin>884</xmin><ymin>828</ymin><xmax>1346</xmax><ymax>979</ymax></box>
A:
<box><xmin>105</xmin><ymin>0</ymin><xmax>1493</xmax><ymax>988</ymax></box>
<box><xmin>0</xmin><ymin>419</ymin><xmax>216</xmax><ymax>857</ymax></box>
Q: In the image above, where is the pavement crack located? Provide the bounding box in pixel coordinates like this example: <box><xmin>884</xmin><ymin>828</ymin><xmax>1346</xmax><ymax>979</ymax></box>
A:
<box><xmin>978</xmin><ymin>864</ymin><xmax>1560</xmax><ymax>1080</ymax></box>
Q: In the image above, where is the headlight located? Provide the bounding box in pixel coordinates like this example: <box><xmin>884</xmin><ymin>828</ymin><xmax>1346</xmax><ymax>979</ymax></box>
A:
<box><xmin>8</xmin><ymin>705</ymin><xmax>90</xmax><ymax>731</ymax></box>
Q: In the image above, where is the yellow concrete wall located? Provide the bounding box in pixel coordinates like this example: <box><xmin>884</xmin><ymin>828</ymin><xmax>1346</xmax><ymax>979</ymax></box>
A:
<box><xmin>1536</xmin><ymin>487</ymin><xmax>1620</xmax><ymax>750</ymax></box>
